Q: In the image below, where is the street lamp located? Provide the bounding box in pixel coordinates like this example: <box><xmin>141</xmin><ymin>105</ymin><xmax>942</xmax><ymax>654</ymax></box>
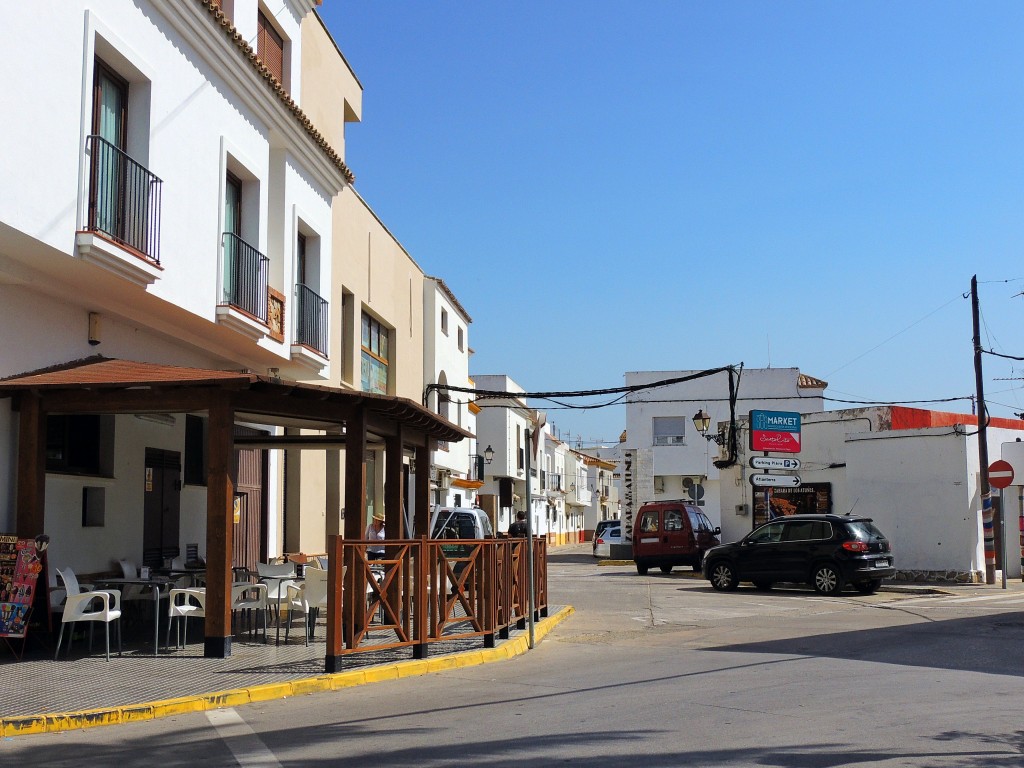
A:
<box><xmin>693</xmin><ymin>409</ymin><xmax>726</xmax><ymax>445</ymax></box>
<box><xmin>484</xmin><ymin>445</ymin><xmax>494</xmax><ymax>464</ymax></box>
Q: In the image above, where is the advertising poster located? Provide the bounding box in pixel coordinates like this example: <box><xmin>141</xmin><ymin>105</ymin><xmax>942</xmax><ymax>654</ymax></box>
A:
<box><xmin>0</xmin><ymin>535</ymin><xmax>43</xmax><ymax>639</ymax></box>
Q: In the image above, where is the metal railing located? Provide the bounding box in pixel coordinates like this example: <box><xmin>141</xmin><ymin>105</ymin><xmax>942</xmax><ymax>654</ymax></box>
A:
<box><xmin>294</xmin><ymin>283</ymin><xmax>328</xmax><ymax>355</ymax></box>
<box><xmin>222</xmin><ymin>232</ymin><xmax>269</xmax><ymax>322</ymax></box>
<box><xmin>323</xmin><ymin>536</ymin><xmax>547</xmax><ymax>668</ymax></box>
<box><xmin>86</xmin><ymin>135</ymin><xmax>162</xmax><ymax>263</ymax></box>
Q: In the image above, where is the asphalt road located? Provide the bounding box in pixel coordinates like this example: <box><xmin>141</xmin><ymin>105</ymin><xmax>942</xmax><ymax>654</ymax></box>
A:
<box><xmin>5</xmin><ymin>546</ymin><xmax>1024</xmax><ymax>767</ymax></box>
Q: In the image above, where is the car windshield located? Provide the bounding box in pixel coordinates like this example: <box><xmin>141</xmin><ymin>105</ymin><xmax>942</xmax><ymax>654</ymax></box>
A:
<box><xmin>845</xmin><ymin>521</ymin><xmax>885</xmax><ymax>541</ymax></box>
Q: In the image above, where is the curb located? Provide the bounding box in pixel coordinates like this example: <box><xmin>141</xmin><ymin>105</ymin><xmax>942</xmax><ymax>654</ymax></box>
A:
<box><xmin>0</xmin><ymin>606</ymin><xmax>575</xmax><ymax>738</ymax></box>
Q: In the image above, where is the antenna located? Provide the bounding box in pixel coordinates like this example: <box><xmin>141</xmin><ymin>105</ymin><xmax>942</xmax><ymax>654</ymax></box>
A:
<box><xmin>847</xmin><ymin>497</ymin><xmax>859</xmax><ymax>515</ymax></box>
<box><xmin>767</xmin><ymin>334</ymin><xmax>772</xmax><ymax>369</ymax></box>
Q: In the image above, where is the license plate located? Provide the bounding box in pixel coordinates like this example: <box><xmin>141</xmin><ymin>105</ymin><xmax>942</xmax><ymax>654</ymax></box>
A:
<box><xmin>874</xmin><ymin>559</ymin><xmax>889</xmax><ymax>568</ymax></box>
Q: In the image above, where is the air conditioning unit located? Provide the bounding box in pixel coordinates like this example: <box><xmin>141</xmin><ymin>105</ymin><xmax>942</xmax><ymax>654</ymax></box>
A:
<box><xmin>439</xmin><ymin>471</ymin><xmax>451</xmax><ymax>490</ymax></box>
<box><xmin>682</xmin><ymin>477</ymin><xmax>694</xmax><ymax>489</ymax></box>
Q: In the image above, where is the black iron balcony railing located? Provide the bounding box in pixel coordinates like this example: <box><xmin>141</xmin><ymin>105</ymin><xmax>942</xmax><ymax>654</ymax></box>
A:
<box><xmin>294</xmin><ymin>283</ymin><xmax>328</xmax><ymax>356</ymax></box>
<box><xmin>86</xmin><ymin>135</ymin><xmax>162</xmax><ymax>263</ymax></box>
<box><xmin>222</xmin><ymin>232</ymin><xmax>269</xmax><ymax>322</ymax></box>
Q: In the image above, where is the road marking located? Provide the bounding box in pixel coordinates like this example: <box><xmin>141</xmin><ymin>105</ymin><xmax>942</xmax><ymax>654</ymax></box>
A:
<box><xmin>895</xmin><ymin>593</ymin><xmax>1024</xmax><ymax>608</ymax></box>
<box><xmin>206</xmin><ymin>708</ymin><xmax>281</xmax><ymax>768</ymax></box>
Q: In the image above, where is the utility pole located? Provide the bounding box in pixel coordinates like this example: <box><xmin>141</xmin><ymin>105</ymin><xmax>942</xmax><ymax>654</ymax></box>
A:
<box><xmin>972</xmin><ymin>275</ymin><xmax>996</xmax><ymax>584</ymax></box>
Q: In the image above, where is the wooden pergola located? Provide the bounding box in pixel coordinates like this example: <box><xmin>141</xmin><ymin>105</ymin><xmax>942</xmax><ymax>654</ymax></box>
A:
<box><xmin>0</xmin><ymin>357</ymin><xmax>470</xmax><ymax>657</ymax></box>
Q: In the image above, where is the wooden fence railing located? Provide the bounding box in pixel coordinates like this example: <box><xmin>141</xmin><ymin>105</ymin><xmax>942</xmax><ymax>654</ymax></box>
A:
<box><xmin>324</xmin><ymin>536</ymin><xmax>548</xmax><ymax>672</ymax></box>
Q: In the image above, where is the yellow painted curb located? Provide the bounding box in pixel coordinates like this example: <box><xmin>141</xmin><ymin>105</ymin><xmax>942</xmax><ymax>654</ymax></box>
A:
<box><xmin>0</xmin><ymin>606</ymin><xmax>575</xmax><ymax>738</ymax></box>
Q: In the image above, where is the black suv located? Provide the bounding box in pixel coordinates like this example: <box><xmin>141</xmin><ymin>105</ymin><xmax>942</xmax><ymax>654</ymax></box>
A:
<box><xmin>702</xmin><ymin>514</ymin><xmax>895</xmax><ymax>595</ymax></box>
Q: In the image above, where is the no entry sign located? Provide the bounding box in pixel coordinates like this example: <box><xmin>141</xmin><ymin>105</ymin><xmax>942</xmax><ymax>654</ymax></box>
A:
<box><xmin>989</xmin><ymin>459</ymin><xmax>1015</xmax><ymax>489</ymax></box>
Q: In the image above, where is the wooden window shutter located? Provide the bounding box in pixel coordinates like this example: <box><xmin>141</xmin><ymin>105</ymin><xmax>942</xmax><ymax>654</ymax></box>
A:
<box><xmin>257</xmin><ymin>10</ymin><xmax>285</xmax><ymax>85</ymax></box>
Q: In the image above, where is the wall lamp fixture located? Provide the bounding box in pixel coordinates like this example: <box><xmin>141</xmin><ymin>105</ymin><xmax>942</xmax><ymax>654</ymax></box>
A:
<box><xmin>483</xmin><ymin>445</ymin><xmax>494</xmax><ymax>464</ymax></box>
<box><xmin>693</xmin><ymin>409</ymin><xmax>726</xmax><ymax>445</ymax></box>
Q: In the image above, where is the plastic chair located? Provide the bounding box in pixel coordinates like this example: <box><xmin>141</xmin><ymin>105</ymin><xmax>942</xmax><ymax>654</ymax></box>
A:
<box><xmin>166</xmin><ymin>588</ymin><xmax>206</xmax><ymax>649</ymax></box>
<box><xmin>54</xmin><ymin>567</ymin><xmax>122</xmax><ymax>661</ymax></box>
<box><xmin>231</xmin><ymin>582</ymin><xmax>268</xmax><ymax>642</ymax></box>
<box><xmin>285</xmin><ymin>567</ymin><xmax>330</xmax><ymax>645</ymax></box>
<box><xmin>256</xmin><ymin>562</ymin><xmax>297</xmax><ymax>630</ymax></box>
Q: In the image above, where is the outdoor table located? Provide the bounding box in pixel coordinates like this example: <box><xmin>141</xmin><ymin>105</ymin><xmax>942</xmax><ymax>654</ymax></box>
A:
<box><xmin>95</xmin><ymin>575</ymin><xmax>173</xmax><ymax>656</ymax></box>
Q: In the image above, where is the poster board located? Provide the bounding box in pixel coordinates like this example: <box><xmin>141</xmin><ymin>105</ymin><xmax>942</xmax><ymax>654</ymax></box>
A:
<box><xmin>0</xmin><ymin>534</ymin><xmax>44</xmax><ymax>640</ymax></box>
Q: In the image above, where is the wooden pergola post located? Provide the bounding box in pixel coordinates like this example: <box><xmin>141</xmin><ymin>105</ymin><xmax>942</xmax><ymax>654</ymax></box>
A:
<box><xmin>204</xmin><ymin>393</ymin><xmax>235</xmax><ymax>658</ymax></box>
<box><xmin>414</xmin><ymin>440</ymin><xmax>432</xmax><ymax>538</ymax></box>
<box><xmin>385</xmin><ymin>426</ymin><xmax>404</xmax><ymax>538</ymax></box>
<box><xmin>15</xmin><ymin>392</ymin><xmax>46</xmax><ymax>538</ymax></box>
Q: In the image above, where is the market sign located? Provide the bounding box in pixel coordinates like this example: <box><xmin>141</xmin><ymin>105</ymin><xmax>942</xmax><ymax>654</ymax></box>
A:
<box><xmin>750</xmin><ymin>409</ymin><xmax>801</xmax><ymax>454</ymax></box>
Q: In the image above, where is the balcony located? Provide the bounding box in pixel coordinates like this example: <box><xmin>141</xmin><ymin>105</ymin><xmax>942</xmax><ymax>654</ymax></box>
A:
<box><xmin>217</xmin><ymin>232</ymin><xmax>269</xmax><ymax>339</ymax></box>
<box><xmin>77</xmin><ymin>135</ymin><xmax>163</xmax><ymax>286</ymax></box>
<box><xmin>291</xmin><ymin>283</ymin><xmax>329</xmax><ymax>371</ymax></box>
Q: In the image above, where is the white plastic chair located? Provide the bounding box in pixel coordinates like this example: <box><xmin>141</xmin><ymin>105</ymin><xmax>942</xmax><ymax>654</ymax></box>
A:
<box><xmin>256</xmin><ymin>562</ymin><xmax>297</xmax><ymax>632</ymax></box>
<box><xmin>54</xmin><ymin>567</ymin><xmax>122</xmax><ymax>661</ymax></box>
<box><xmin>285</xmin><ymin>567</ymin><xmax>330</xmax><ymax>645</ymax></box>
<box><xmin>166</xmin><ymin>587</ymin><xmax>206</xmax><ymax>649</ymax></box>
<box><xmin>231</xmin><ymin>582</ymin><xmax>268</xmax><ymax>642</ymax></box>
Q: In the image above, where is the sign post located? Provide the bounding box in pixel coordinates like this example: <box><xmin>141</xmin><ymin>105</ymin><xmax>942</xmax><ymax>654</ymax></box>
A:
<box><xmin>989</xmin><ymin>460</ymin><xmax>1014</xmax><ymax>589</ymax></box>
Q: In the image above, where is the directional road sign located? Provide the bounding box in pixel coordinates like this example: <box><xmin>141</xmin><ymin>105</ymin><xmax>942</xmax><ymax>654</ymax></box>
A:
<box><xmin>750</xmin><ymin>457</ymin><xmax>801</xmax><ymax>471</ymax></box>
<box><xmin>989</xmin><ymin>459</ymin><xmax>1014</xmax><ymax>490</ymax></box>
<box><xmin>750</xmin><ymin>473</ymin><xmax>801</xmax><ymax>488</ymax></box>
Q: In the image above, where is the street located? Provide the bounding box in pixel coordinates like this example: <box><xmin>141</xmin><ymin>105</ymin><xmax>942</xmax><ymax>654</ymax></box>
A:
<box><xmin>5</xmin><ymin>545</ymin><xmax>1024</xmax><ymax>767</ymax></box>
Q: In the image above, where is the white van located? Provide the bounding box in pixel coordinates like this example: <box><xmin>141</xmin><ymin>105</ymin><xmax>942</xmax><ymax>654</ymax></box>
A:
<box><xmin>429</xmin><ymin>506</ymin><xmax>494</xmax><ymax>540</ymax></box>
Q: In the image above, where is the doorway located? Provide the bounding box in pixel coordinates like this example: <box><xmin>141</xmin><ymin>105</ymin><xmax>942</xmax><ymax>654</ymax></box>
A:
<box><xmin>143</xmin><ymin>448</ymin><xmax>181</xmax><ymax>569</ymax></box>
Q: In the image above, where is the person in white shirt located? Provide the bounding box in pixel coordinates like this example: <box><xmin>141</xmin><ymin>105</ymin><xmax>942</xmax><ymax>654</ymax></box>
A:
<box><xmin>365</xmin><ymin>511</ymin><xmax>385</xmax><ymax>559</ymax></box>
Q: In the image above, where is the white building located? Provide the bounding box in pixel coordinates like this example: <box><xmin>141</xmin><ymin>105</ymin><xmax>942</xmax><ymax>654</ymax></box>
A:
<box><xmin>622</xmin><ymin>368</ymin><xmax>826</xmax><ymax>537</ymax></box>
<box><xmin>473</xmin><ymin>375</ymin><xmax>547</xmax><ymax>537</ymax></box>
<box><xmin>0</xmin><ymin>1</ymin><xmax>352</xmax><ymax>574</ymax></box>
<box><xmin>718</xmin><ymin>406</ymin><xmax>1024</xmax><ymax>582</ymax></box>
<box><xmin>423</xmin><ymin>277</ymin><xmax>479</xmax><ymax>508</ymax></box>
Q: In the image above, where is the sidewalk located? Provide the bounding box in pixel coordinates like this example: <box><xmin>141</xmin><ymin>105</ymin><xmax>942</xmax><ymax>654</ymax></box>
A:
<box><xmin>0</xmin><ymin>606</ymin><xmax>574</xmax><ymax>737</ymax></box>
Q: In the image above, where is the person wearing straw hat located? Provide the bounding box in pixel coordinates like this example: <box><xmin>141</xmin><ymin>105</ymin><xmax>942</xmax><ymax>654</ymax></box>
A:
<box><xmin>365</xmin><ymin>511</ymin><xmax>386</xmax><ymax>559</ymax></box>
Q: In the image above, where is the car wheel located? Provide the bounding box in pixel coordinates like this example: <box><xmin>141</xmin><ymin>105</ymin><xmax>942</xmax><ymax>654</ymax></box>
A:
<box><xmin>752</xmin><ymin>580</ymin><xmax>773</xmax><ymax>591</ymax></box>
<box><xmin>660</xmin><ymin>565</ymin><xmax>673</xmax><ymax>574</ymax></box>
<box><xmin>636</xmin><ymin>562</ymin><xmax>649</xmax><ymax>576</ymax></box>
<box><xmin>812</xmin><ymin>563</ymin><xmax>845</xmax><ymax>595</ymax></box>
<box><xmin>708</xmin><ymin>561</ymin><xmax>738</xmax><ymax>591</ymax></box>
<box><xmin>855</xmin><ymin>579</ymin><xmax>882</xmax><ymax>595</ymax></box>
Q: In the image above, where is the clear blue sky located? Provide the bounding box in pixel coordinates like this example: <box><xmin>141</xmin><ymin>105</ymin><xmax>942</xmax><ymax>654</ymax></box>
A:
<box><xmin>318</xmin><ymin>2</ymin><xmax>1024</xmax><ymax>446</ymax></box>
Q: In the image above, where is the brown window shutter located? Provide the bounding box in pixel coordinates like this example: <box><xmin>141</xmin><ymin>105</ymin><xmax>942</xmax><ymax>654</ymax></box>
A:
<box><xmin>257</xmin><ymin>10</ymin><xmax>284</xmax><ymax>84</ymax></box>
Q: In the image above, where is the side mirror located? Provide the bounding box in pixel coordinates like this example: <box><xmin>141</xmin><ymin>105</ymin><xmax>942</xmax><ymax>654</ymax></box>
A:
<box><xmin>714</xmin><ymin>527</ymin><xmax>721</xmax><ymax>535</ymax></box>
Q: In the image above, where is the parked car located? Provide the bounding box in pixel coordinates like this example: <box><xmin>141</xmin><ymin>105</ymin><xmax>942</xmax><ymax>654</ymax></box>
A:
<box><xmin>429</xmin><ymin>506</ymin><xmax>494</xmax><ymax>540</ymax></box>
<box><xmin>632</xmin><ymin>500</ymin><xmax>721</xmax><ymax>574</ymax></box>
<box><xmin>593</xmin><ymin>525</ymin><xmax>622</xmax><ymax>558</ymax></box>
<box><xmin>592</xmin><ymin>519</ymin><xmax>620</xmax><ymax>556</ymax></box>
<box><xmin>702</xmin><ymin>514</ymin><xmax>895</xmax><ymax>596</ymax></box>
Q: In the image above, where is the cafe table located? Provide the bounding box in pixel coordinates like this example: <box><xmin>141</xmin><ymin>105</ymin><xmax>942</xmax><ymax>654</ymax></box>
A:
<box><xmin>94</xmin><ymin>575</ymin><xmax>173</xmax><ymax>656</ymax></box>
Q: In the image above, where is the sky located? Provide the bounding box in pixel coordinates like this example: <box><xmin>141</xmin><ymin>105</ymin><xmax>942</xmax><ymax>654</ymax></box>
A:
<box><xmin>317</xmin><ymin>2</ymin><xmax>1024</xmax><ymax>448</ymax></box>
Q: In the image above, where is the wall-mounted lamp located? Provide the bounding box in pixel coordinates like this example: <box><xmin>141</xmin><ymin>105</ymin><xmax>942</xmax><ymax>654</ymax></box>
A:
<box><xmin>693</xmin><ymin>409</ymin><xmax>726</xmax><ymax>445</ymax></box>
<box><xmin>484</xmin><ymin>445</ymin><xmax>494</xmax><ymax>464</ymax></box>
<box><xmin>34</xmin><ymin>534</ymin><xmax>50</xmax><ymax>553</ymax></box>
<box><xmin>88</xmin><ymin>312</ymin><xmax>101</xmax><ymax>346</ymax></box>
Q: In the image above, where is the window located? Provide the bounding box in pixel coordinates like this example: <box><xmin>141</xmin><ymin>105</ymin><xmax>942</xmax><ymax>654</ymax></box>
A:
<box><xmin>652</xmin><ymin>416</ymin><xmax>687</xmax><ymax>446</ymax></box>
<box><xmin>89</xmin><ymin>60</ymin><xmax>128</xmax><ymax>240</ymax></box>
<box><xmin>257</xmin><ymin>10</ymin><xmax>285</xmax><ymax>85</ymax></box>
<box><xmin>361</xmin><ymin>312</ymin><xmax>389</xmax><ymax>394</ymax></box>
<box><xmin>46</xmin><ymin>415</ymin><xmax>113</xmax><ymax>475</ymax></box>
<box><xmin>440</xmin><ymin>308</ymin><xmax>449</xmax><ymax>335</ymax></box>
<box><xmin>296</xmin><ymin>233</ymin><xmax>307</xmax><ymax>286</ymax></box>
<box><xmin>457</xmin><ymin>327</ymin><xmax>464</xmax><ymax>352</ymax></box>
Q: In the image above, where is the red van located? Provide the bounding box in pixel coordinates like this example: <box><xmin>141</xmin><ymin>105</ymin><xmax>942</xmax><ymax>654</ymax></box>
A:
<box><xmin>632</xmin><ymin>500</ymin><xmax>721</xmax><ymax>575</ymax></box>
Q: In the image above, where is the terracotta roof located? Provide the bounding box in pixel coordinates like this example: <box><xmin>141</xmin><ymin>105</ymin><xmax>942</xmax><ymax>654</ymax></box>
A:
<box><xmin>798</xmin><ymin>373</ymin><xmax>828</xmax><ymax>389</ymax></box>
<box><xmin>0</xmin><ymin>357</ymin><xmax>255</xmax><ymax>388</ymax></box>
<box><xmin>0</xmin><ymin>357</ymin><xmax>470</xmax><ymax>442</ymax></box>
<box><xmin>195</xmin><ymin>0</ymin><xmax>355</xmax><ymax>185</ymax></box>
